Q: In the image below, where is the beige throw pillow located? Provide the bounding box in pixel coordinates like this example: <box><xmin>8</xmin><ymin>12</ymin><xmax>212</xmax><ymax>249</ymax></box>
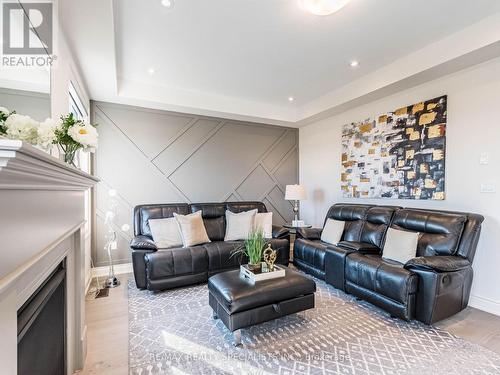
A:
<box><xmin>148</xmin><ymin>217</ymin><xmax>183</xmax><ymax>249</ymax></box>
<box><xmin>321</xmin><ymin>219</ymin><xmax>345</xmax><ymax>245</ymax></box>
<box><xmin>254</xmin><ymin>212</ymin><xmax>273</xmax><ymax>239</ymax></box>
<box><xmin>382</xmin><ymin>228</ymin><xmax>419</xmax><ymax>264</ymax></box>
<box><xmin>224</xmin><ymin>209</ymin><xmax>258</xmax><ymax>241</ymax></box>
<box><xmin>173</xmin><ymin>211</ymin><xmax>211</xmax><ymax>247</ymax></box>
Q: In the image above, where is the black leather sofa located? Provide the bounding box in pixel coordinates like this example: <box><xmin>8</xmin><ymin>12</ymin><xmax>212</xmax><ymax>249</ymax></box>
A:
<box><xmin>294</xmin><ymin>203</ymin><xmax>484</xmax><ymax>324</ymax></box>
<box><xmin>130</xmin><ymin>201</ymin><xmax>290</xmax><ymax>291</ymax></box>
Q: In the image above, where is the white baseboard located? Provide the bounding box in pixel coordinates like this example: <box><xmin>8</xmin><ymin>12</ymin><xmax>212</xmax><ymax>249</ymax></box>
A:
<box><xmin>91</xmin><ymin>262</ymin><xmax>133</xmax><ymax>278</ymax></box>
<box><xmin>469</xmin><ymin>294</ymin><xmax>500</xmax><ymax>316</ymax></box>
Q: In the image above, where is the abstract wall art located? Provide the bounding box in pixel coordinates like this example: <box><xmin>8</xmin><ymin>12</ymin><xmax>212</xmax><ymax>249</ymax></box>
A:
<box><xmin>341</xmin><ymin>95</ymin><xmax>447</xmax><ymax>200</ymax></box>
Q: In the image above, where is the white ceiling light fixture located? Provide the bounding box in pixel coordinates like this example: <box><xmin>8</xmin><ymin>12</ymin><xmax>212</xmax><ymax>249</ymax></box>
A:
<box><xmin>288</xmin><ymin>96</ymin><xmax>295</xmax><ymax>102</ymax></box>
<box><xmin>349</xmin><ymin>60</ymin><xmax>359</xmax><ymax>67</ymax></box>
<box><xmin>161</xmin><ymin>0</ymin><xmax>174</xmax><ymax>8</ymax></box>
<box><xmin>148</xmin><ymin>68</ymin><xmax>155</xmax><ymax>75</ymax></box>
<box><xmin>299</xmin><ymin>0</ymin><xmax>351</xmax><ymax>16</ymax></box>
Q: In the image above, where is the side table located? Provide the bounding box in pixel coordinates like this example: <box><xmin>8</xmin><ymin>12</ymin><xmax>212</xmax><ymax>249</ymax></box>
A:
<box><xmin>283</xmin><ymin>224</ymin><xmax>312</xmax><ymax>261</ymax></box>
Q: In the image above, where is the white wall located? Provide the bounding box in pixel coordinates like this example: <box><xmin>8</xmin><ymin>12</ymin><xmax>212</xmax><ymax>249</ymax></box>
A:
<box><xmin>51</xmin><ymin>29</ymin><xmax>93</xmax><ymax>289</ymax></box>
<box><xmin>51</xmin><ymin>33</ymin><xmax>90</xmax><ymax>118</ymax></box>
<box><xmin>0</xmin><ymin>88</ymin><xmax>50</xmax><ymax>122</ymax></box>
<box><xmin>299</xmin><ymin>57</ymin><xmax>500</xmax><ymax>316</ymax></box>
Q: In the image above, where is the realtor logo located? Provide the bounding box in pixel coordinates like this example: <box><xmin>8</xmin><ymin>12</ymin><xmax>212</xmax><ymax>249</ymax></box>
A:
<box><xmin>2</xmin><ymin>2</ymin><xmax>53</xmax><ymax>55</ymax></box>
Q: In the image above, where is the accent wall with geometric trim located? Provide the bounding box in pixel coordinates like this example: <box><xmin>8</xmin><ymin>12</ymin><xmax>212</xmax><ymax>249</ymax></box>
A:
<box><xmin>91</xmin><ymin>101</ymin><xmax>298</xmax><ymax>266</ymax></box>
<box><xmin>341</xmin><ymin>95</ymin><xmax>447</xmax><ymax>200</ymax></box>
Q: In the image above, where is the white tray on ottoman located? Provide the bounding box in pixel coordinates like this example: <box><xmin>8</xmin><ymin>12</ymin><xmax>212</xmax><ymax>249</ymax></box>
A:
<box><xmin>240</xmin><ymin>263</ymin><xmax>285</xmax><ymax>283</ymax></box>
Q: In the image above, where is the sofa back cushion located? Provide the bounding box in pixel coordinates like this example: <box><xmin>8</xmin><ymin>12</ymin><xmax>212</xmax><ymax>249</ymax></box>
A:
<box><xmin>390</xmin><ymin>209</ymin><xmax>467</xmax><ymax>256</ymax></box>
<box><xmin>134</xmin><ymin>204</ymin><xmax>190</xmax><ymax>236</ymax></box>
<box><xmin>134</xmin><ymin>201</ymin><xmax>269</xmax><ymax>241</ymax></box>
<box><xmin>189</xmin><ymin>203</ymin><xmax>226</xmax><ymax>241</ymax></box>
<box><xmin>360</xmin><ymin>206</ymin><xmax>399</xmax><ymax>247</ymax></box>
<box><xmin>324</xmin><ymin>204</ymin><xmax>372</xmax><ymax>242</ymax></box>
<box><xmin>225</xmin><ymin>201</ymin><xmax>267</xmax><ymax>214</ymax></box>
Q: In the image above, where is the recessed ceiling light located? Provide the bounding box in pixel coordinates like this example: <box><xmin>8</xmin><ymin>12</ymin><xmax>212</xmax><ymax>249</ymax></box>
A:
<box><xmin>161</xmin><ymin>0</ymin><xmax>174</xmax><ymax>8</ymax></box>
<box><xmin>299</xmin><ymin>0</ymin><xmax>351</xmax><ymax>16</ymax></box>
<box><xmin>148</xmin><ymin>68</ymin><xmax>155</xmax><ymax>75</ymax></box>
<box><xmin>288</xmin><ymin>96</ymin><xmax>295</xmax><ymax>102</ymax></box>
<box><xmin>349</xmin><ymin>60</ymin><xmax>359</xmax><ymax>67</ymax></box>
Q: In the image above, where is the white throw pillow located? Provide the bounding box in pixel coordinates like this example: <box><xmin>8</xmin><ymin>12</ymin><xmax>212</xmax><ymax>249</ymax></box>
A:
<box><xmin>254</xmin><ymin>212</ymin><xmax>273</xmax><ymax>239</ymax></box>
<box><xmin>224</xmin><ymin>209</ymin><xmax>258</xmax><ymax>241</ymax></box>
<box><xmin>382</xmin><ymin>228</ymin><xmax>419</xmax><ymax>264</ymax></box>
<box><xmin>173</xmin><ymin>211</ymin><xmax>211</xmax><ymax>247</ymax></box>
<box><xmin>321</xmin><ymin>219</ymin><xmax>345</xmax><ymax>245</ymax></box>
<box><xmin>148</xmin><ymin>217</ymin><xmax>183</xmax><ymax>249</ymax></box>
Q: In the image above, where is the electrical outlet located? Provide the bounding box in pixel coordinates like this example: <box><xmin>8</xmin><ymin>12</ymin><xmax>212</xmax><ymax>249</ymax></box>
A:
<box><xmin>480</xmin><ymin>184</ymin><xmax>496</xmax><ymax>193</ymax></box>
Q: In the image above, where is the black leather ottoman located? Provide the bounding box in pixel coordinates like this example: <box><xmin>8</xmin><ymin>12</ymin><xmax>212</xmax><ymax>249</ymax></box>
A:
<box><xmin>208</xmin><ymin>267</ymin><xmax>316</xmax><ymax>345</ymax></box>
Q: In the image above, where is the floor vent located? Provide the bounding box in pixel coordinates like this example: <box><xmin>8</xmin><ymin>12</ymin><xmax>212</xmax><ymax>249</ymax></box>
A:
<box><xmin>95</xmin><ymin>288</ymin><xmax>110</xmax><ymax>299</ymax></box>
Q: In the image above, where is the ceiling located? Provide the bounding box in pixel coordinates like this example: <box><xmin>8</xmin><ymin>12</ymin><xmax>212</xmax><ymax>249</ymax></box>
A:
<box><xmin>60</xmin><ymin>0</ymin><xmax>500</xmax><ymax>126</ymax></box>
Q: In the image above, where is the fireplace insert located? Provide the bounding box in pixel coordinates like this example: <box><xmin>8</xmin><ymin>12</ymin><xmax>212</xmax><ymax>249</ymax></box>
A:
<box><xmin>17</xmin><ymin>262</ymin><xmax>66</xmax><ymax>375</ymax></box>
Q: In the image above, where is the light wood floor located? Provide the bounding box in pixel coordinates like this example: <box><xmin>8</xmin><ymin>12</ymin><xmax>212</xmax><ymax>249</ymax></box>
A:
<box><xmin>81</xmin><ymin>273</ymin><xmax>500</xmax><ymax>374</ymax></box>
<box><xmin>81</xmin><ymin>276</ymin><xmax>129</xmax><ymax>375</ymax></box>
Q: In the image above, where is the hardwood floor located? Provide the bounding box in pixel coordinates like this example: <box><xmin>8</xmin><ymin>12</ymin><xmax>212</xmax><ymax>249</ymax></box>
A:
<box><xmin>81</xmin><ymin>276</ymin><xmax>129</xmax><ymax>375</ymax></box>
<box><xmin>436</xmin><ymin>307</ymin><xmax>500</xmax><ymax>354</ymax></box>
<box><xmin>81</xmin><ymin>273</ymin><xmax>500</xmax><ymax>374</ymax></box>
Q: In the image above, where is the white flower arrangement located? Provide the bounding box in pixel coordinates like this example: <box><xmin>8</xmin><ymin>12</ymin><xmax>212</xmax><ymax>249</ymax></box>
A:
<box><xmin>4</xmin><ymin>114</ymin><xmax>40</xmax><ymax>144</ymax></box>
<box><xmin>67</xmin><ymin>121</ymin><xmax>98</xmax><ymax>151</ymax></box>
<box><xmin>0</xmin><ymin>107</ymin><xmax>98</xmax><ymax>166</ymax></box>
<box><xmin>37</xmin><ymin>118</ymin><xmax>59</xmax><ymax>149</ymax></box>
<box><xmin>0</xmin><ymin>106</ymin><xmax>12</xmax><ymax>134</ymax></box>
<box><xmin>54</xmin><ymin>113</ymin><xmax>98</xmax><ymax>165</ymax></box>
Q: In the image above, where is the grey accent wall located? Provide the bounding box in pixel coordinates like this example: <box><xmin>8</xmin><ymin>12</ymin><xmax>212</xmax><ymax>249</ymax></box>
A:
<box><xmin>92</xmin><ymin>101</ymin><xmax>299</xmax><ymax>266</ymax></box>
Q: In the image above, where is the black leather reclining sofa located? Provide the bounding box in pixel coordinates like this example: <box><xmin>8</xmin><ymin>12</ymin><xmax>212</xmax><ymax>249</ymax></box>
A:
<box><xmin>130</xmin><ymin>201</ymin><xmax>290</xmax><ymax>291</ymax></box>
<box><xmin>294</xmin><ymin>203</ymin><xmax>484</xmax><ymax>324</ymax></box>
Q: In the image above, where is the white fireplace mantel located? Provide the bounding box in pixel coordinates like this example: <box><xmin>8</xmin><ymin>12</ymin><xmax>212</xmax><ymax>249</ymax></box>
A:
<box><xmin>0</xmin><ymin>139</ymin><xmax>98</xmax><ymax>375</ymax></box>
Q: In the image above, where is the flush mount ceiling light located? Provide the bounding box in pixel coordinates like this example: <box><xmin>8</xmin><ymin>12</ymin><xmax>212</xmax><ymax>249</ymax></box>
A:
<box><xmin>288</xmin><ymin>96</ymin><xmax>295</xmax><ymax>102</ymax></box>
<box><xmin>299</xmin><ymin>0</ymin><xmax>351</xmax><ymax>16</ymax></box>
<box><xmin>161</xmin><ymin>0</ymin><xmax>174</xmax><ymax>8</ymax></box>
<box><xmin>349</xmin><ymin>60</ymin><xmax>359</xmax><ymax>67</ymax></box>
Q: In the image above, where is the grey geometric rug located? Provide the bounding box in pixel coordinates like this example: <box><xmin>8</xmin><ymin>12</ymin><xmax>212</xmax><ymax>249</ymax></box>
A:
<box><xmin>129</xmin><ymin>272</ymin><xmax>500</xmax><ymax>375</ymax></box>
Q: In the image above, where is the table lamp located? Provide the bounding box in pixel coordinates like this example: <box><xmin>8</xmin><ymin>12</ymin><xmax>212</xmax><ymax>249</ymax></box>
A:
<box><xmin>285</xmin><ymin>184</ymin><xmax>307</xmax><ymax>227</ymax></box>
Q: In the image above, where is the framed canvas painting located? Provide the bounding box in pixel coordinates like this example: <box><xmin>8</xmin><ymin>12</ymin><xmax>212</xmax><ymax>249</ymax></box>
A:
<box><xmin>341</xmin><ymin>95</ymin><xmax>447</xmax><ymax>200</ymax></box>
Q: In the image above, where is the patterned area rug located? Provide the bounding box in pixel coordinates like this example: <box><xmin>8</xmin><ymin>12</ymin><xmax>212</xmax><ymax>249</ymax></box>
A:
<box><xmin>129</xmin><ymin>273</ymin><xmax>500</xmax><ymax>375</ymax></box>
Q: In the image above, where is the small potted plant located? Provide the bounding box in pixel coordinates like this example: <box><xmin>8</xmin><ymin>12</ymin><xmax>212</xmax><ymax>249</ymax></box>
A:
<box><xmin>231</xmin><ymin>229</ymin><xmax>267</xmax><ymax>272</ymax></box>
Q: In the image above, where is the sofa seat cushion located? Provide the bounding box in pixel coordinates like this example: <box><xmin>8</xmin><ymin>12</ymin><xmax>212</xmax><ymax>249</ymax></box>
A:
<box><xmin>205</xmin><ymin>239</ymin><xmax>290</xmax><ymax>272</ymax></box>
<box><xmin>208</xmin><ymin>267</ymin><xmax>316</xmax><ymax>314</ymax></box>
<box><xmin>345</xmin><ymin>253</ymin><xmax>418</xmax><ymax>304</ymax></box>
<box><xmin>293</xmin><ymin>238</ymin><xmax>328</xmax><ymax>271</ymax></box>
<box><xmin>204</xmin><ymin>241</ymin><xmax>244</xmax><ymax>271</ymax></box>
<box><xmin>268</xmin><ymin>238</ymin><xmax>290</xmax><ymax>265</ymax></box>
<box><xmin>145</xmin><ymin>246</ymin><xmax>208</xmax><ymax>280</ymax></box>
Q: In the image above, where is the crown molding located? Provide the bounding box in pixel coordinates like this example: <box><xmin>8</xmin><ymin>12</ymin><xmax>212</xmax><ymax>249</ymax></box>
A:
<box><xmin>0</xmin><ymin>139</ymin><xmax>99</xmax><ymax>190</ymax></box>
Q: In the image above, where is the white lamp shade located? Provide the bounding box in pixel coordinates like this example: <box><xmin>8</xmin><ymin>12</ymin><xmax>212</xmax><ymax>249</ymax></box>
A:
<box><xmin>285</xmin><ymin>184</ymin><xmax>307</xmax><ymax>200</ymax></box>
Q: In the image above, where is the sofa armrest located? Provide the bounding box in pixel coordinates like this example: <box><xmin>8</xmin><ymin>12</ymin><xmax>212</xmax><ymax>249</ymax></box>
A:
<box><xmin>336</xmin><ymin>241</ymin><xmax>380</xmax><ymax>254</ymax></box>
<box><xmin>272</xmin><ymin>225</ymin><xmax>290</xmax><ymax>239</ymax></box>
<box><xmin>403</xmin><ymin>256</ymin><xmax>473</xmax><ymax>324</ymax></box>
<box><xmin>296</xmin><ymin>227</ymin><xmax>322</xmax><ymax>240</ymax></box>
<box><xmin>404</xmin><ymin>256</ymin><xmax>471</xmax><ymax>273</ymax></box>
<box><xmin>130</xmin><ymin>235</ymin><xmax>158</xmax><ymax>251</ymax></box>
